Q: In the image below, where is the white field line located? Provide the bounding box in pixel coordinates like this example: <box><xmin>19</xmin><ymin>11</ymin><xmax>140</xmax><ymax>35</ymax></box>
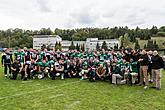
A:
<box><xmin>0</xmin><ymin>81</ymin><xmax>80</xmax><ymax>100</ymax></box>
<box><xmin>66</xmin><ymin>101</ymin><xmax>81</xmax><ymax>109</ymax></box>
<box><xmin>49</xmin><ymin>94</ymin><xmax>64</xmax><ymax>99</ymax></box>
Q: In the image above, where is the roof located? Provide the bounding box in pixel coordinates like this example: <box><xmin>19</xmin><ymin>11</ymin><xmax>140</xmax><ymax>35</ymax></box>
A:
<box><xmin>33</xmin><ymin>35</ymin><xmax>61</xmax><ymax>38</ymax></box>
<box><xmin>99</xmin><ymin>39</ymin><xmax>119</xmax><ymax>42</ymax></box>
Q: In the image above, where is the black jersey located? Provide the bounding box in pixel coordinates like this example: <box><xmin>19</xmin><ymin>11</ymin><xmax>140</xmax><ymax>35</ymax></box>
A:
<box><xmin>25</xmin><ymin>51</ymin><xmax>31</xmax><ymax>62</ymax></box>
<box><xmin>1</xmin><ymin>53</ymin><xmax>13</xmax><ymax>64</ymax></box>
<box><xmin>31</xmin><ymin>52</ymin><xmax>38</xmax><ymax>60</ymax></box>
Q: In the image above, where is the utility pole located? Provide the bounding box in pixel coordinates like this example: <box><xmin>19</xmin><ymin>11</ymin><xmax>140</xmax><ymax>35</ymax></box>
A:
<box><xmin>8</xmin><ymin>29</ymin><xmax>12</xmax><ymax>48</ymax></box>
<box><xmin>9</xmin><ymin>35</ymin><xmax>10</xmax><ymax>48</ymax></box>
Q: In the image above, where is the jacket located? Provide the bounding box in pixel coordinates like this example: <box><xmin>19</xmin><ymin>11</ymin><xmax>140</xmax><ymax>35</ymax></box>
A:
<box><xmin>139</xmin><ymin>54</ymin><xmax>149</xmax><ymax>66</ymax></box>
<box><xmin>151</xmin><ymin>55</ymin><xmax>164</xmax><ymax>69</ymax></box>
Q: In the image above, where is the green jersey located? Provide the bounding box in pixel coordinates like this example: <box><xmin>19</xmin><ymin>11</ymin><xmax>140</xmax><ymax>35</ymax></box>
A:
<box><xmin>38</xmin><ymin>62</ymin><xmax>49</xmax><ymax>69</ymax></box>
<box><xmin>82</xmin><ymin>60</ymin><xmax>88</xmax><ymax>69</ymax></box>
<box><xmin>15</xmin><ymin>52</ymin><xmax>24</xmax><ymax>63</ymax></box>
<box><xmin>119</xmin><ymin>62</ymin><xmax>127</xmax><ymax>70</ymax></box>
<box><xmin>99</xmin><ymin>54</ymin><xmax>107</xmax><ymax>61</ymax></box>
<box><xmin>75</xmin><ymin>53</ymin><xmax>82</xmax><ymax>58</ymax></box>
<box><xmin>87</xmin><ymin>53</ymin><xmax>94</xmax><ymax>60</ymax></box>
<box><xmin>130</xmin><ymin>62</ymin><xmax>138</xmax><ymax>73</ymax></box>
<box><xmin>38</xmin><ymin>52</ymin><xmax>45</xmax><ymax>62</ymax></box>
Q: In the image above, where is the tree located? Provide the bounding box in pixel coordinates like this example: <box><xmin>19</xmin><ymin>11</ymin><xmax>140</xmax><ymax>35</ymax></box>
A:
<box><xmin>55</xmin><ymin>42</ymin><xmax>62</xmax><ymax>51</ymax></box>
<box><xmin>55</xmin><ymin>44</ymin><xmax>61</xmax><ymax>51</ymax></box>
<box><xmin>55</xmin><ymin>41</ymin><xmax>58</xmax><ymax>47</ymax></box>
<box><xmin>0</xmin><ymin>26</ymin><xmax>164</xmax><ymax>49</ymax></box>
<box><xmin>146</xmin><ymin>40</ymin><xmax>154</xmax><ymax>50</ymax></box>
<box><xmin>119</xmin><ymin>33</ymin><xmax>132</xmax><ymax>48</ymax></box>
<box><xmin>47</xmin><ymin>44</ymin><xmax>51</xmax><ymax>51</ymax></box>
<box><xmin>157</xmin><ymin>32</ymin><xmax>165</xmax><ymax>37</ymax></box>
<box><xmin>114</xmin><ymin>44</ymin><xmax>119</xmax><ymax>50</ymax></box>
<box><xmin>101</xmin><ymin>41</ymin><xmax>108</xmax><ymax>50</ymax></box>
<box><xmin>146</xmin><ymin>40</ymin><xmax>159</xmax><ymax>50</ymax></box>
<box><xmin>81</xmin><ymin>43</ymin><xmax>85</xmax><ymax>51</ymax></box>
<box><xmin>159</xmin><ymin>26</ymin><xmax>165</xmax><ymax>32</ymax></box>
<box><xmin>144</xmin><ymin>44</ymin><xmax>147</xmax><ymax>49</ymax></box>
<box><xmin>69</xmin><ymin>41</ymin><xmax>75</xmax><ymax>50</ymax></box>
<box><xmin>96</xmin><ymin>42</ymin><xmax>100</xmax><ymax>51</ymax></box>
<box><xmin>134</xmin><ymin>40</ymin><xmax>140</xmax><ymax>50</ymax></box>
<box><xmin>58</xmin><ymin>42</ymin><xmax>61</xmax><ymax>47</ymax></box>
<box><xmin>76</xmin><ymin>43</ymin><xmax>80</xmax><ymax>51</ymax></box>
<box><xmin>153</xmin><ymin>40</ymin><xmax>159</xmax><ymax>49</ymax></box>
<box><xmin>150</xmin><ymin>26</ymin><xmax>158</xmax><ymax>35</ymax></box>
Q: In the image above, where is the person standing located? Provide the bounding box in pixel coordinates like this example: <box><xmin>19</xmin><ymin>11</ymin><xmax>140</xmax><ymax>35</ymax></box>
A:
<box><xmin>1</xmin><ymin>48</ymin><xmax>13</xmax><ymax>78</ymax></box>
<box><xmin>147</xmin><ymin>50</ymin><xmax>153</xmax><ymax>83</ymax></box>
<box><xmin>138</xmin><ymin>50</ymin><xmax>149</xmax><ymax>89</ymax></box>
<box><xmin>151</xmin><ymin>51</ymin><xmax>164</xmax><ymax>90</ymax></box>
<box><xmin>23</xmin><ymin>47</ymin><xmax>31</xmax><ymax>80</ymax></box>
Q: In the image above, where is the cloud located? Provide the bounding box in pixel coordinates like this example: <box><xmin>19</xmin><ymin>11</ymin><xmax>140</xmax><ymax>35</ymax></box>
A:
<box><xmin>36</xmin><ymin>0</ymin><xmax>51</xmax><ymax>13</ymax></box>
<box><xmin>0</xmin><ymin>0</ymin><xmax>165</xmax><ymax>29</ymax></box>
<box><xmin>124</xmin><ymin>13</ymin><xmax>146</xmax><ymax>26</ymax></box>
<box><xmin>70</xmin><ymin>10</ymin><xmax>97</xmax><ymax>25</ymax></box>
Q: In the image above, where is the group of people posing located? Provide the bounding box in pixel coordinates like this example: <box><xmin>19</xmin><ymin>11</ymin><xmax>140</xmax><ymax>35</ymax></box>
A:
<box><xmin>1</xmin><ymin>47</ymin><xmax>165</xmax><ymax>90</ymax></box>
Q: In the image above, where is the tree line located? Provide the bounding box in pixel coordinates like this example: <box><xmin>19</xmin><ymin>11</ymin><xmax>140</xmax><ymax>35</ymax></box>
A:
<box><xmin>0</xmin><ymin>26</ymin><xmax>164</xmax><ymax>49</ymax></box>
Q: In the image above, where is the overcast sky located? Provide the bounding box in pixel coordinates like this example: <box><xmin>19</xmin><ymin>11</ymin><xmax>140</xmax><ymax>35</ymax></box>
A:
<box><xmin>0</xmin><ymin>0</ymin><xmax>165</xmax><ymax>30</ymax></box>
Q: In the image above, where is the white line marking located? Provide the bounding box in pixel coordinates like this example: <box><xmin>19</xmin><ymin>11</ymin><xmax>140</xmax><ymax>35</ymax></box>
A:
<box><xmin>0</xmin><ymin>81</ymin><xmax>80</xmax><ymax>100</ymax></box>
<box><xmin>49</xmin><ymin>94</ymin><xmax>64</xmax><ymax>99</ymax></box>
<box><xmin>66</xmin><ymin>101</ymin><xmax>81</xmax><ymax>109</ymax></box>
<box><xmin>21</xmin><ymin>80</ymin><xmax>33</xmax><ymax>83</ymax></box>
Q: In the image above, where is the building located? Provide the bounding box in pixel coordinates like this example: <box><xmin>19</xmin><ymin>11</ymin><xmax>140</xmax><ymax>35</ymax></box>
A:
<box><xmin>33</xmin><ymin>35</ymin><xmax>62</xmax><ymax>49</ymax></box>
<box><xmin>61</xmin><ymin>41</ymin><xmax>85</xmax><ymax>51</ymax></box>
<box><xmin>33</xmin><ymin>35</ymin><xmax>120</xmax><ymax>50</ymax></box>
<box><xmin>86</xmin><ymin>38</ymin><xmax>120</xmax><ymax>50</ymax></box>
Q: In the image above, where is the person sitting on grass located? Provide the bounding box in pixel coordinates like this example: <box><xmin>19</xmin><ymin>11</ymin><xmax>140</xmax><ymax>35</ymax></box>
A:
<box><xmin>11</xmin><ymin>59</ymin><xmax>21</xmax><ymax>80</ymax></box>
<box><xmin>96</xmin><ymin>63</ymin><xmax>106</xmax><ymax>80</ymax></box>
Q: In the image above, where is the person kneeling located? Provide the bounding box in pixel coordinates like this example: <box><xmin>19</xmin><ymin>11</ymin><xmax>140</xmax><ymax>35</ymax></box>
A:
<box><xmin>52</xmin><ymin>60</ymin><xmax>64</xmax><ymax>80</ymax></box>
<box><xmin>30</xmin><ymin>59</ymin><xmax>38</xmax><ymax>79</ymax></box>
<box><xmin>111</xmin><ymin>62</ymin><xmax>124</xmax><ymax>84</ymax></box>
<box><xmin>88</xmin><ymin>66</ymin><xmax>96</xmax><ymax>82</ymax></box>
<box><xmin>11</xmin><ymin>59</ymin><xmax>20</xmax><ymax>80</ymax></box>
<box><xmin>37</xmin><ymin>60</ymin><xmax>49</xmax><ymax>79</ymax></box>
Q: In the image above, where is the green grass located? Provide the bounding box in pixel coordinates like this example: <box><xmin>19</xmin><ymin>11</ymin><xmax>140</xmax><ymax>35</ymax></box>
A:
<box><xmin>0</xmin><ymin>61</ymin><xmax>165</xmax><ymax>110</ymax></box>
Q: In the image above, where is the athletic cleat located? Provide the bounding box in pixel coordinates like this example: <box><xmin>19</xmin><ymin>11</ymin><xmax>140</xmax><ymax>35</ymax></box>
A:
<box><xmin>144</xmin><ymin>86</ymin><xmax>148</xmax><ymax>90</ymax></box>
<box><xmin>80</xmin><ymin>77</ymin><xmax>84</xmax><ymax>80</ymax></box>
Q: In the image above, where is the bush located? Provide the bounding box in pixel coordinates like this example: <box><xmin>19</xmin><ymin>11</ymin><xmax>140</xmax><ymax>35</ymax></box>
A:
<box><xmin>157</xmin><ymin>32</ymin><xmax>165</xmax><ymax>37</ymax></box>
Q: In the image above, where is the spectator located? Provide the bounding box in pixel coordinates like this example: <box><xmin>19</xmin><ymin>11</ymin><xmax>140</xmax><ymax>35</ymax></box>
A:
<box><xmin>151</xmin><ymin>51</ymin><xmax>164</xmax><ymax>90</ymax></box>
<box><xmin>138</xmin><ymin>50</ymin><xmax>149</xmax><ymax>89</ymax></box>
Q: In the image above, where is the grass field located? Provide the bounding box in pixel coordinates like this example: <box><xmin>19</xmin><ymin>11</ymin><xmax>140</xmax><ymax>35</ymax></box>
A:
<box><xmin>0</xmin><ymin>61</ymin><xmax>165</xmax><ymax>110</ymax></box>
